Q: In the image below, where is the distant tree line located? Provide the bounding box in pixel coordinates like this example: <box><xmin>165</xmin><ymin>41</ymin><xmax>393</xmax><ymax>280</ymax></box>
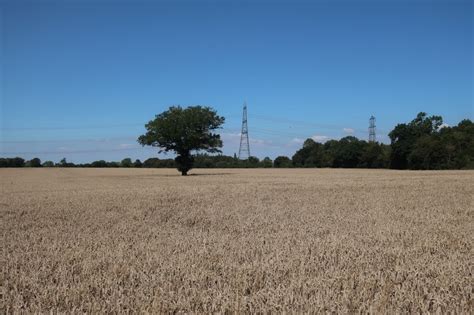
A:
<box><xmin>1</xmin><ymin>113</ymin><xmax>472</xmax><ymax>170</ymax></box>
<box><xmin>388</xmin><ymin>113</ymin><xmax>473</xmax><ymax>170</ymax></box>
<box><xmin>290</xmin><ymin>137</ymin><xmax>391</xmax><ymax>168</ymax></box>
<box><xmin>0</xmin><ymin>155</ymin><xmax>273</xmax><ymax>169</ymax></box>
<box><xmin>290</xmin><ymin>113</ymin><xmax>473</xmax><ymax>170</ymax></box>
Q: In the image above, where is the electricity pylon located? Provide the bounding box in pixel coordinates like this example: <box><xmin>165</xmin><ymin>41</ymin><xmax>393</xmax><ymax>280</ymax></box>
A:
<box><xmin>238</xmin><ymin>102</ymin><xmax>250</xmax><ymax>160</ymax></box>
<box><xmin>369</xmin><ymin>115</ymin><xmax>376</xmax><ymax>143</ymax></box>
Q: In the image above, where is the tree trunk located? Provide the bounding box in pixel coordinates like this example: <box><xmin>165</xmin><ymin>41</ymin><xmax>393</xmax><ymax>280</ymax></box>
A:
<box><xmin>176</xmin><ymin>152</ymin><xmax>193</xmax><ymax>176</ymax></box>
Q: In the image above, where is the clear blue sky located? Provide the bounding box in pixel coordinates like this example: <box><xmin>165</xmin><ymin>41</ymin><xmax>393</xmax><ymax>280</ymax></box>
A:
<box><xmin>1</xmin><ymin>0</ymin><xmax>472</xmax><ymax>162</ymax></box>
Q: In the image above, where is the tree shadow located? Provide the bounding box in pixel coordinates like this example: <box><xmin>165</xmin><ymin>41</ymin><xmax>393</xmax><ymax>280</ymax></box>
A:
<box><xmin>188</xmin><ymin>172</ymin><xmax>234</xmax><ymax>176</ymax></box>
<box><xmin>131</xmin><ymin>172</ymin><xmax>234</xmax><ymax>178</ymax></box>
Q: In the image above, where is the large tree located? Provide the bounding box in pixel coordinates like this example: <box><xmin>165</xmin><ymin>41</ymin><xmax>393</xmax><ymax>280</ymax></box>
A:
<box><xmin>121</xmin><ymin>158</ymin><xmax>133</xmax><ymax>168</ymax></box>
<box><xmin>138</xmin><ymin>106</ymin><xmax>225</xmax><ymax>175</ymax></box>
<box><xmin>389</xmin><ymin>112</ymin><xmax>443</xmax><ymax>169</ymax></box>
<box><xmin>274</xmin><ymin>156</ymin><xmax>291</xmax><ymax>168</ymax></box>
<box><xmin>27</xmin><ymin>157</ymin><xmax>42</xmax><ymax>167</ymax></box>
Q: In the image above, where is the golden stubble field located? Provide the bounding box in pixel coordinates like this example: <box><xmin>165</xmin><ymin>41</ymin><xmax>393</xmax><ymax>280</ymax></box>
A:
<box><xmin>1</xmin><ymin>168</ymin><xmax>473</xmax><ymax>313</ymax></box>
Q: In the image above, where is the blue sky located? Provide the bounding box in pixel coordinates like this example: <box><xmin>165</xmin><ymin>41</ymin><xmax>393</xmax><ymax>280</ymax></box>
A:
<box><xmin>1</xmin><ymin>0</ymin><xmax>472</xmax><ymax>162</ymax></box>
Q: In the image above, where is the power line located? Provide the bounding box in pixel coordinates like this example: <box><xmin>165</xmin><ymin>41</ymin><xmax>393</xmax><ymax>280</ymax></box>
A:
<box><xmin>0</xmin><ymin>115</ymin><xmax>386</xmax><ymax>133</ymax></box>
<box><xmin>0</xmin><ymin>123</ymin><xmax>143</xmax><ymax>131</ymax></box>
<box><xmin>1</xmin><ymin>112</ymin><xmax>389</xmax><ymax>154</ymax></box>
<box><xmin>0</xmin><ymin>146</ymin><xmax>155</xmax><ymax>155</ymax></box>
<box><xmin>1</xmin><ymin>114</ymin><xmax>388</xmax><ymax>134</ymax></box>
<box><xmin>251</xmin><ymin>114</ymin><xmax>389</xmax><ymax>134</ymax></box>
<box><xmin>0</xmin><ymin>136</ymin><xmax>138</xmax><ymax>144</ymax></box>
<box><xmin>1</xmin><ymin>125</ymin><xmax>388</xmax><ymax>146</ymax></box>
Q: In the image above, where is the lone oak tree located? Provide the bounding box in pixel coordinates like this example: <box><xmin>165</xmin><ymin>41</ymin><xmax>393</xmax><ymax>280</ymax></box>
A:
<box><xmin>138</xmin><ymin>106</ymin><xmax>225</xmax><ymax>175</ymax></box>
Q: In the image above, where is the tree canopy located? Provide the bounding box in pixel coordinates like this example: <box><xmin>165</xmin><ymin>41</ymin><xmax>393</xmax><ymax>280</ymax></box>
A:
<box><xmin>389</xmin><ymin>112</ymin><xmax>443</xmax><ymax>169</ymax></box>
<box><xmin>137</xmin><ymin>106</ymin><xmax>225</xmax><ymax>175</ymax></box>
<box><xmin>389</xmin><ymin>113</ymin><xmax>473</xmax><ymax>169</ymax></box>
<box><xmin>291</xmin><ymin>136</ymin><xmax>391</xmax><ymax>168</ymax></box>
<box><xmin>274</xmin><ymin>156</ymin><xmax>292</xmax><ymax>168</ymax></box>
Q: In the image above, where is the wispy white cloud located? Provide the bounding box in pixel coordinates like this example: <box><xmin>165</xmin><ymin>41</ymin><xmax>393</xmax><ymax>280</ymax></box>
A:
<box><xmin>343</xmin><ymin>128</ymin><xmax>354</xmax><ymax>134</ymax></box>
<box><xmin>311</xmin><ymin>135</ymin><xmax>329</xmax><ymax>143</ymax></box>
<box><xmin>438</xmin><ymin>123</ymin><xmax>450</xmax><ymax>130</ymax></box>
<box><xmin>289</xmin><ymin>135</ymin><xmax>330</xmax><ymax>145</ymax></box>
<box><xmin>291</xmin><ymin>137</ymin><xmax>305</xmax><ymax>144</ymax></box>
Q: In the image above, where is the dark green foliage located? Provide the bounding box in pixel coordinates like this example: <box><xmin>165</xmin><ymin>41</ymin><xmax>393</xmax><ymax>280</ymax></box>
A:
<box><xmin>13</xmin><ymin>157</ymin><xmax>26</xmax><ymax>167</ymax></box>
<box><xmin>175</xmin><ymin>154</ymin><xmax>194</xmax><ymax>175</ymax></box>
<box><xmin>245</xmin><ymin>156</ymin><xmax>260</xmax><ymax>168</ymax></box>
<box><xmin>59</xmin><ymin>158</ymin><xmax>67</xmax><ymax>167</ymax></box>
<box><xmin>0</xmin><ymin>157</ymin><xmax>25</xmax><ymax>167</ymax></box>
<box><xmin>138</xmin><ymin>106</ymin><xmax>225</xmax><ymax>175</ymax></box>
<box><xmin>292</xmin><ymin>137</ymin><xmax>389</xmax><ymax>168</ymax></box>
<box><xmin>121</xmin><ymin>158</ymin><xmax>133</xmax><ymax>168</ymax></box>
<box><xmin>360</xmin><ymin>143</ymin><xmax>391</xmax><ymax>168</ymax></box>
<box><xmin>194</xmin><ymin>154</ymin><xmax>239</xmax><ymax>168</ymax></box>
<box><xmin>406</xmin><ymin>119</ymin><xmax>473</xmax><ymax>169</ymax></box>
<box><xmin>90</xmin><ymin>160</ymin><xmax>120</xmax><ymax>168</ymax></box>
<box><xmin>91</xmin><ymin>160</ymin><xmax>107</xmax><ymax>167</ymax></box>
<box><xmin>193</xmin><ymin>154</ymin><xmax>268</xmax><ymax>168</ymax></box>
<box><xmin>331</xmin><ymin>136</ymin><xmax>366</xmax><ymax>168</ymax></box>
<box><xmin>133</xmin><ymin>159</ymin><xmax>142</xmax><ymax>168</ymax></box>
<box><xmin>274</xmin><ymin>156</ymin><xmax>292</xmax><ymax>168</ymax></box>
<box><xmin>26</xmin><ymin>158</ymin><xmax>42</xmax><ymax>167</ymax></box>
<box><xmin>90</xmin><ymin>160</ymin><xmax>103</xmax><ymax>167</ymax></box>
<box><xmin>289</xmin><ymin>112</ymin><xmax>471</xmax><ymax>170</ymax></box>
<box><xmin>389</xmin><ymin>112</ymin><xmax>443</xmax><ymax>169</ymax></box>
<box><xmin>442</xmin><ymin>119</ymin><xmax>474</xmax><ymax>169</ymax></box>
<box><xmin>292</xmin><ymin>139</ymin><xmax>319</xmax><ymax>167</ymax></box>
<box><xmin>194</xmin><ymin>155</ymin><xmax>216</xmax><ymax>168</ymax></box>
<box><xmin>42</xmin><ymin>161</ymin><xmax>55</xmax><ymax>167</ymax></box>
<box><xmin>143</xmin><ymin>158</ymin><xmax>175</xmax><ymax>168</ymax></box>
<box><xmin>142</xmin><ymin>158</ymin><xmax>160</xmax><ymax>168</ymax></box>
<box><xmin>261</xmin><ymin>157</ymin><xmax>273</xmax><ymax>168</ymax></box>
<box><xmin>56</xmin><ymin>158</ymin><xmax>75</xmax><ymax>167</ymax></box>
<box><xmin>389</xmin><ymin>113</ymin><xmax>473</xmax><ymax>169</ymax></box>
<box><xmin>194</xmin><ymin>154</ymin><xmax>272</xmax><ymax>168</ymax></box>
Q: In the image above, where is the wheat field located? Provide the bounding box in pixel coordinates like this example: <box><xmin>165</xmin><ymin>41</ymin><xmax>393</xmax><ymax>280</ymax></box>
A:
<box><xmin>1</xmin><ymin>168</ymin><xmax>473</xmax><ymax>313</ymax></box>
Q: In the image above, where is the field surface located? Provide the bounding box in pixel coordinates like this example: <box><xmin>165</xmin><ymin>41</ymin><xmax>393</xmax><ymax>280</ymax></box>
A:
<box><xmin>1</xmin><ymin>168</ymin><xmax>473</xmax><ymax>313</ymax></box>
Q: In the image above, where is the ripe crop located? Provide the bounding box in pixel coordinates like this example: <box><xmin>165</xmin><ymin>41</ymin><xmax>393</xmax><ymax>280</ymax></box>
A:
<box><xmin>2</xmin><ymin>168</ymin><xmax>472</xmax><ymax>313</ymax></box>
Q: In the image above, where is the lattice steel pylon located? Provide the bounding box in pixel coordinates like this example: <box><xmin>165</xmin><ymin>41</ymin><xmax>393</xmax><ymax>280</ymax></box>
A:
<box><xmin>238</xmin><ymin>102</ymin><xmax>251</xmax><ymax>160</ymax></box>
<box><xmin>369</xmin><ymin>115</ymin><xmax>376</xmax><ymax>143</ymax></box>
